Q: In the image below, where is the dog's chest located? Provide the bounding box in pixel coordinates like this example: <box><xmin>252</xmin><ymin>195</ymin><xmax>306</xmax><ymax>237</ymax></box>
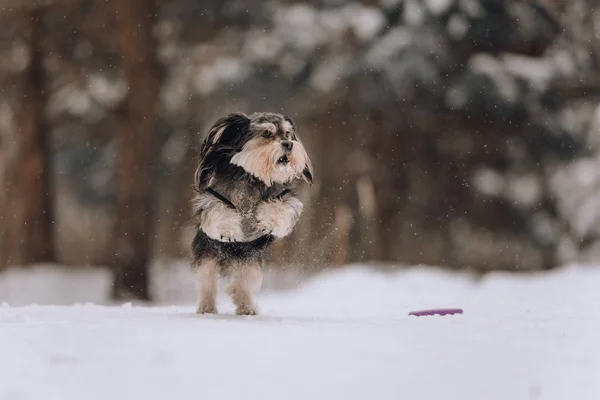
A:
<box><xmin>210</xmin><ymin>178</ymin><xmax>287</xmax><ymax>238</ymax></box>
<box><xmin>229</xmin><ymin>182</ymin><xmax>262</xmax><ymax>237</ymax></box>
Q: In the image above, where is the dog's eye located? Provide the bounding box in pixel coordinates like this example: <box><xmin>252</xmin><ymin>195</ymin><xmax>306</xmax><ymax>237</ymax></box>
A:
<box><xmin>262</xmin><ymin>131</ymin><xmax>273</xmax><ymax>139</ymax></box>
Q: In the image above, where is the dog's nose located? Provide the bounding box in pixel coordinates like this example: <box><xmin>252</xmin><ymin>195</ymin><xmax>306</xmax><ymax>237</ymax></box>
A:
<box><xmin>281</xmin><ymin>141</ymin><xmax>293</xmax><ymax>151</ymax></box>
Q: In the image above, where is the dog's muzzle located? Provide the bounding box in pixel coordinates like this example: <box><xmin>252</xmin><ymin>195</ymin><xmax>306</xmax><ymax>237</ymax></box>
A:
<box><xmin>277</xmin><ymin>141</ymin><xmax>293</xmax><ymax>165</ymax></box>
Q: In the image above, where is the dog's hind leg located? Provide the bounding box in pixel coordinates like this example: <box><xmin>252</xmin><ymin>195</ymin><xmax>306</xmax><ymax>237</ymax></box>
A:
<box><xmin>193</xmin><ymin>258</ymin><xmax>220</xmax><ymax>314</ymax></box>
<box><xmin>226</xmin><ymin>261</ymin><xmax>263</xmax><ymax>315</ymax></box>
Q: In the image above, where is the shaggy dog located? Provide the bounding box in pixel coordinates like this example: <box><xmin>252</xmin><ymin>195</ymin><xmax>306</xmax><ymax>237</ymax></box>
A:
<box><xmin>191</xmin><ymin>112</ymin><xmax>313</xmax><ymax>315</ymax></box>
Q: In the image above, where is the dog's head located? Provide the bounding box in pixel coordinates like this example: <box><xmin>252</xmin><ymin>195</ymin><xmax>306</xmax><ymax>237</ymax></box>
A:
<box><xmin>196</xmin><ymin>112</ymin><xmax>313</xmax><ymax>188</ymax></box>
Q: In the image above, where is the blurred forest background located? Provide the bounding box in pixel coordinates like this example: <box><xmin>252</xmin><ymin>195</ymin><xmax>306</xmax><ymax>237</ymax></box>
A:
<box><xmin>1</xmin><ymin>0</ymin><xmax>600</xmax><ymax>300</ymax></box>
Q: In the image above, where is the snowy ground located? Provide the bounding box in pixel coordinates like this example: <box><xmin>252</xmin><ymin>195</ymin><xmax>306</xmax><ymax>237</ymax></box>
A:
<box><xmin>1</xmin><ymin>264</ymin><xmax>599</xmax><ymax>400</ymax></box>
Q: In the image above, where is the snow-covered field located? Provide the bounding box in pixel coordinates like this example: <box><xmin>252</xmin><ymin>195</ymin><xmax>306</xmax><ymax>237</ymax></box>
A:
<box><xmin>1</xmin><ymin>264</ymin><xmax>599</xmax><ymax>400</ymax></box>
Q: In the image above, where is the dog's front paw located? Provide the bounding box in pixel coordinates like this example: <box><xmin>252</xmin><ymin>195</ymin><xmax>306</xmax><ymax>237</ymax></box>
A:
<box><xmin>255</xmin><ymin>220</ymin><xmax>274</xmax><ymax>236</ymax></box>
<box><xmin>202</xmin><ymin>224</ymin><xmax>240</xmax><ymax>242</ymax></box>
<box><xmin>201</xmin><ymin>206</ymin><xmax>245</xmax><ymax>242</ymax></box>
<box><xmin>256</xmin><ymin>197</ymin><xmax>303</xmax><ymax>238</ymax></box>
<box><xmin>255</xmin><ymin>206</ymin><xmax>277</xmax><ymax>236</ymax></box>
<box><xmin>218</xmin><ymin>229</ymin><xmax>242</xmax><ymax>242</ymax></box>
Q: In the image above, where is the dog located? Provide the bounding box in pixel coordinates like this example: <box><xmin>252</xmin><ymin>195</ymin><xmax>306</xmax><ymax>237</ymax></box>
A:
<box><xmin>191</xmin><ymin>112</ymin><xmax>313</xmax><ymax>315</ymax></box>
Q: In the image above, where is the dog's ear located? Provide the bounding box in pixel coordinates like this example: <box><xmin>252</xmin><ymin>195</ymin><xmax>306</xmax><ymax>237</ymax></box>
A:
<box><xmin>195</xmin><ymin>113</ymin><xmax>250</xmax><ymax>189</ymax></box>
<box><xmin>283</xmin><ymin>115</ymin><xmax>295</xmax><ymax>126</ymax></box>
<box><xmin>302</xmin><ymin>163</ymin><xmax>314</xmax><ymax>185</ymax></box>
<box><xmin>302</xmin><ymin>156</ymin><xmax>314</xmax><ymax>185</ymax></box>
<box><xmin>284</xmin><ymin>115</ymin><xmax>298</xmax><ymax>140</ymax></box>
<box><xmin>284</xmin><ymin>115</ymin><xmax>314</xmax><ymax>185</ymax></box>
<box><xmin>212</xmin><ymin>113</ymin><xmax>251</xmax><ymax>147</ymax></box>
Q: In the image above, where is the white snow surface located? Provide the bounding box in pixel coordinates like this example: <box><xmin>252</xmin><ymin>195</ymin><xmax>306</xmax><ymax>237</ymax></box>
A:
<box><xmin>1</xmin><ymin>264</ymin><xmax>600</xmax><ymax>400</ymax></box>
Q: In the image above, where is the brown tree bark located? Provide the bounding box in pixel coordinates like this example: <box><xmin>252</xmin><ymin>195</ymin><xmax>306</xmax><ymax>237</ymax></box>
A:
<box><xmin>112</xmin><ymin>0</ymin><xmax>159</xmax><ymax>300</ymax></box>
<box><xmin>6</xmin><ymin>6</ymin><xmax>55</xmax><ymax>267</ymax></box>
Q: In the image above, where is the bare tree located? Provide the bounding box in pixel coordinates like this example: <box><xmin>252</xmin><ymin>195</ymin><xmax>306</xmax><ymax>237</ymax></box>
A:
<box><xmin>111</xmin><ymin>0</ymin><xmax>159</xmax><ymax>300</ymax></box>
<box><xmin>7</xmin><ymin>6</ymin><xmax>55</xmax><ymax>267</ymax></box>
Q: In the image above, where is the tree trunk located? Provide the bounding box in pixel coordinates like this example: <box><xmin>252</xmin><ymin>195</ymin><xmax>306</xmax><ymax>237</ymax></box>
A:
<box><xmin>112</xmin><ymin>0</ymin><xmax>159</xmax><ymax>301</ymax></box>
<box><xmin>8</xmin><ymin>7</ymin><xmax>55</xmax><ymax>267</ymax></box>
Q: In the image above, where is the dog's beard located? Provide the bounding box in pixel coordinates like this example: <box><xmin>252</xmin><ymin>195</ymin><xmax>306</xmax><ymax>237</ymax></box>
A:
<box><xmin>230</xmin><ymin>138</ymin><xmax>309</xmax><ymax>186</ymax></box>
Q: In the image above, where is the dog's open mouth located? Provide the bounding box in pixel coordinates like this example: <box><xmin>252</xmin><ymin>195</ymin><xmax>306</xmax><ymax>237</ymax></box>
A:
<box><xmin>277</xmin><ymin>154</ymin><xmax>290</xmax><ymax>165</ymax></box>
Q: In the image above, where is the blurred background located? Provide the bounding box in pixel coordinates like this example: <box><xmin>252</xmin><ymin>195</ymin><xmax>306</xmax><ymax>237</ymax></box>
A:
<box><xmin>1</xmin><ymin>0</ymin><xmax>599</xmax><ymax>303</ymax></box>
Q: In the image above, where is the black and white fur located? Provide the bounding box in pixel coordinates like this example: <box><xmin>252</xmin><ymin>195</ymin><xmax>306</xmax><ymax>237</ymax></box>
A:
<box><xmin>191</xmin><ymin>112</ymin><xmax>313</xmax><ymax>315</ymax></box>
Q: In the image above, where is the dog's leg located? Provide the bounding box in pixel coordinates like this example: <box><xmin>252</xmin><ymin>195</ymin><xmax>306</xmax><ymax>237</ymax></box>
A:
<box><xmin>193</xmin><ymin>258</ymin><xmax>220</xmax><ymax>314</ymax></box>
<box><xmin>256</xmin><ymin>196</ymin><xmax>303</xmax><ymax>238</ymax></box>
<box><xmin>226</xmin><ymin>261</ymin><xmax>263</xmax><ymax>315</ymax></box>
<box><xmin>194</xmin><ymin>193</ymin><xmax>245</xmax><ymax>242</ymax></box>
